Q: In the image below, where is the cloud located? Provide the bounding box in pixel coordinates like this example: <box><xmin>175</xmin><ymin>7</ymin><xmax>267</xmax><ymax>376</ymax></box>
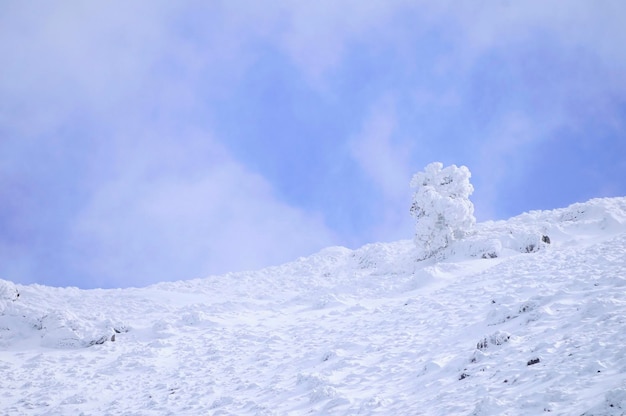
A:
<box><xmin>349</xmin><ymin>98</ymin><xmax>414</xmax><ymax>241</ymax></box>
<box><xmin>0</xmin><ymin>1</ymin><xmax>342</xmax><ymax>288</ymax></box>
<box><xmin>468</xmin><ymin>112</ymin><xmax>544</xmax><ymax>220</ymax></box>
<box><xmin>66</xmin><ymin>136</ymin><xmax>337</xmax><ymax>288</ymax></box>
<box><xmin>1</xmin><ymin>0</ymin><xmax>625</xmax><ymax>288</ymax></box>
<box><xmin>422</xmin><ymin>1</ymin><xmax>626</xmax><ymax>65</ymax></box>
<box><xmin>274</xmin><ymin>0</ymin><xmax>416</xmax><ymax>84</ymax></box>
<box><xmin>350</xmin><ymin>99</ymin><xmax>410</xmax><ymax>198</ymax></box>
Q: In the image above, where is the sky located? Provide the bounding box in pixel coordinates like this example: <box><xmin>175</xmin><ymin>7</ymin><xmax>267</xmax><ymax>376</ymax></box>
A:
<box><xmin>1</xmin><ymin>1</ymin><xmax>625</xmax><ymax>289</ymax></box>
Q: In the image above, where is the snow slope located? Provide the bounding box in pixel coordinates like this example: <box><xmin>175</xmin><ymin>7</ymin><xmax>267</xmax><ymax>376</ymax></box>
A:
<box><xmin>1</xmin><ymin>197</ymin><xmax>626</xmax><ymax>415</ymax></box>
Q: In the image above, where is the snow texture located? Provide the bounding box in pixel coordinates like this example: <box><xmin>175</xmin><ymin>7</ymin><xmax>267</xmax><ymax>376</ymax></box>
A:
<box><xmin>1</xmin><ymin>197</ymin><xmax>626</xmax><ymax>415</ymax></box>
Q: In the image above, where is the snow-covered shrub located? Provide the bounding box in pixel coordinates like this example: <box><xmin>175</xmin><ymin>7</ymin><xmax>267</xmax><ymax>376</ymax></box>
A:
<box><xmin>349</xmin><ymin>241</ymin><xmax>416</xmax><ymax>276</ymax></box>
<box><xmin>460</xmin><ymin>238</ymin><xmax>503</xmax><ymax>259</ymax></box>
<box><xmin>476</xmin><ymin>331</ymin><xmax>511</xmax><ymax>350</ymax></box>
<box><xmin>451</xmin><ymin>219</ymin><xmax>552</xmax><ymax>259</ymax></box>
<box><xmin>35</xmin><ymin>309</ymin><xmax>119</xmax><ymax>348</ymax></box>
<box><xmin>410</xmin><ymin>162</ymin><xmax>475</xmax><ymax>260</ymax></box>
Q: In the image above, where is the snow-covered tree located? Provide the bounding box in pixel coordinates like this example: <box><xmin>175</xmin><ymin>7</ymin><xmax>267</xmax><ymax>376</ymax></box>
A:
<box><xmin>410</xmin><ymin>162</ymin><xmax>475</xmax><ymax>259</ymax></box>
<box><xmin>0</xmin><ymin>279</ymin><xmax>19</xmax><ymax>314</ymax></box>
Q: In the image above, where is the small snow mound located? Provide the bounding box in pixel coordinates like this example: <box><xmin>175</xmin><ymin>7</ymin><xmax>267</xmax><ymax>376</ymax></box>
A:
<box><xmin>179</xmin><ymin>309</ymin><xmax>217</xmax><ymax>327</ymax></box>
<box><xmin>349</xmin><ymin>241</ymin><xmax>415</xmax><ymax>275</ymax></box>
<box><xmin>417</xmin><ymin>360</ymin><xmax>442</xmax><ymax>376</ymax></box>
<box><xmin>313</xmin><ymin>294</ymin><xmax>344</xmax><ymax>310</ymax></box>
<box><xmin>152</xmin><ymin>318</ymin><xmax>176</xmax><ymax>338</ymax></box>
<box><xmin>296</xmin><ymin>373</ymin><xmax>338</xmax><ymax>404</ymax></box>
<box><xmin>448</xmin><ymin>223</ymin><xmax>551</xmax><ymax>260</ymax></box>
<box><xmin>210</xmin><ymin>396</ymin><xmax>235</xmax><ymax>410</ymax></box>
<box><xmin>37</xmin><ymin>310</ymin><xmax>116</xmax><ymax>349</ymax></box>
<box><xmin>471</xmin><ymin>397</ymin><xmax>507</xmax><ymax>415</ymax></box>
<box><xmin>308</xmin><ymin>246</ymin><xmax>351</xmax><ymax>267</ymax></box>
<box><xmin>358</xmin><ymin>395</ymin><xmax>392</xmax><ymax>411</ymax></box>
<box><xmin>582</xmin><ymin>388</ymin><xmax>626</xmax><ymax>415</ymax></box>
<box><xmin>559</xmin><ymin>198</ymin><xmax>626</xmax><ymax>226</ymax></box>
<box><xmin>486</xmin><ymin>297</ymin><xmax>542</xmax><ymax>326</ymax></box>
<box><xmin>476</xmin><ymin>331</ymin><xmax>511</xmax><ymax>350</ymax></box>
<box><xmin>290</xmin><ymin>246</ymin><xmax>352</xmax><ymax>276</ymax></box>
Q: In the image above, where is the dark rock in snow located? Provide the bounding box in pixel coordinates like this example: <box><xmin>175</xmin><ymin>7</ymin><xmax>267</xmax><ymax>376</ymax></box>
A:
<box><xmin>527</xmin><ymin>358</ymin><xmax>541</xmax><ymax>366</ymax></box>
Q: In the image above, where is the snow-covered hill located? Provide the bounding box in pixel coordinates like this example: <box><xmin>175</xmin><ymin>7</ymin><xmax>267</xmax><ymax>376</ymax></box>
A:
<box><xmin>1</xmin><ymin>197</ymin><xmax>626</xmax><ymax>415</ymax></box>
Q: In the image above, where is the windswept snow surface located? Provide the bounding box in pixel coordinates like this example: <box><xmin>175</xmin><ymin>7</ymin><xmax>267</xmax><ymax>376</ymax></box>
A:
<box><xmin>1</xmin><ymin>197</ymin><xmax>626</xmax><ymax>415</ymax></box>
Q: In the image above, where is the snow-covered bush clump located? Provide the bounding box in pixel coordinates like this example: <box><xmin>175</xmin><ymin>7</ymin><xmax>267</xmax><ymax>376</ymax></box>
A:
<box><xmin>455</xmin><ymin>197</ymin><xmax>626</xmax><ymax>260</ymax></box>
<box><xmin>410</xmin><ymin>162</ymin><xmax>475</xmax><ymax>260</ymax></box>
<box><xmin>35</xmin><ymin>310</ymin><xmax>117</xmax><ymax>348</ymax></box>
<box><xmin>454</xmin><ymin>223</ymin><xmax>552</xmax><ymax>259</ymax></box>
<box><xmin>558</xmin><ymin>198</ymin><xmax>626</xmax><ymax>232</ymax></box>
<box><xmin>349</xmin><ymin>241</ymin><xmax>416</xmax><ymax>276</ymax></box>
<box><xmin>0</xmin><ymin>281</ymin><xmax>125</xmax><ymax>349</ymax></box>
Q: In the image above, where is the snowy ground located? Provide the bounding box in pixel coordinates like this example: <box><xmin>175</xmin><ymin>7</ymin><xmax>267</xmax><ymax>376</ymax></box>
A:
<box><xmin>1</xmin><ymin>197</ymin><xmax>626</xmax><ymax>415</ymax></box>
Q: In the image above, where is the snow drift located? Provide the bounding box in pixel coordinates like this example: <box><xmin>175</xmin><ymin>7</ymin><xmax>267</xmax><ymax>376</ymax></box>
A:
<box><xmin>1</xmin><ymin>197</ymin><xmax>626</xmax><ymax>415</ymax></box>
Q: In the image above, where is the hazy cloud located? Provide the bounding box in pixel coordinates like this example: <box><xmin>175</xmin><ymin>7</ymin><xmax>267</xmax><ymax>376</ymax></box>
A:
<box><xmin>1</xmin><ymin>0</ymin><xmax>625</xmax><ymax>287</ymax></box>
<box><xmin>69</xmin><ymin>151</ymin><xmax>337</xmax><ymax>288</ymax></box>
<box><xmin>349</xmin><ymin>98</ymin><xmax>414</xmax><ymax>241</ymax></box>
